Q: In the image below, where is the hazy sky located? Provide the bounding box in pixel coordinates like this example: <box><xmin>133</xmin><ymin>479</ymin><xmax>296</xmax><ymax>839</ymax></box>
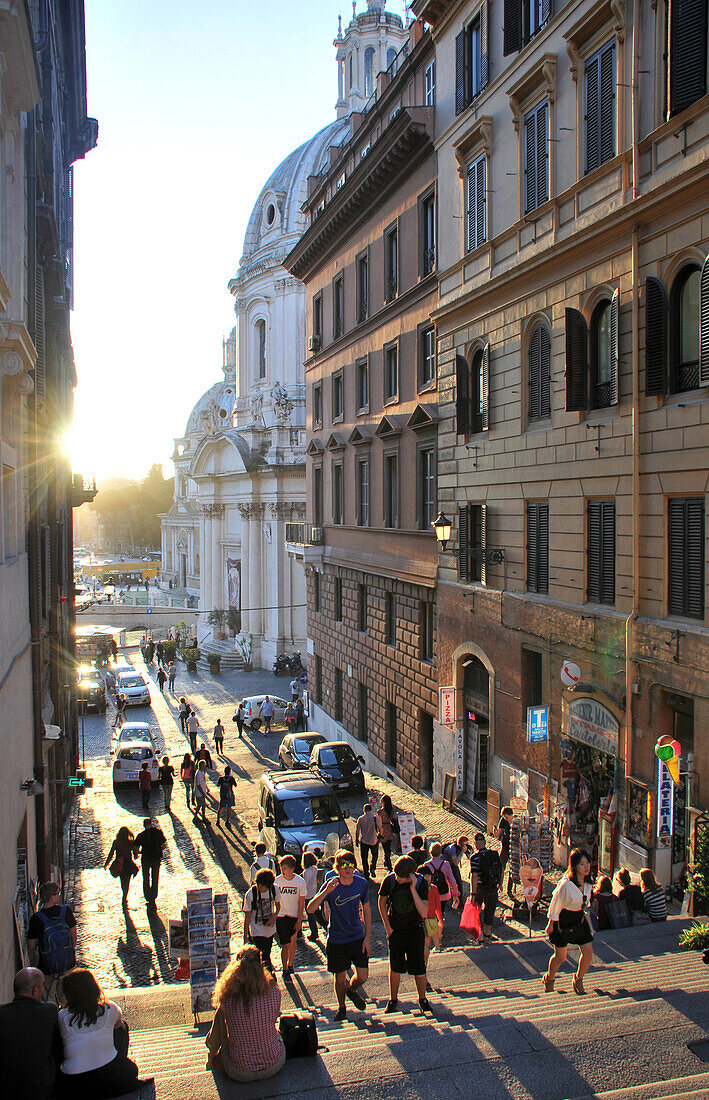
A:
<box><xmin>67</xmin><ymin>0</ymin><xmax>408</xmax><ymax>483</ymax></box>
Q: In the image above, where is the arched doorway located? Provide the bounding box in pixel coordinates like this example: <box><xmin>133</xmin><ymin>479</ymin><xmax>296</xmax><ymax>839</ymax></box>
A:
<box><xmin>462</xmin><ymin>655</ymin><xmax>490</xmax><ymax>802</ymax></box>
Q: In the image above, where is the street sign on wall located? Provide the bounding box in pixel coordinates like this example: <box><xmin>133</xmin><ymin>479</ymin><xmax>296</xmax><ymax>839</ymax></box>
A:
<box><xmin>439</xmin><ymin>687</ymin><xmax>455</xmax><ymax>726</ymax></box>
<box><xmin>527</xmin><ymin>705</ymin><xmax>549</xmax><ymax>744</ymax></box>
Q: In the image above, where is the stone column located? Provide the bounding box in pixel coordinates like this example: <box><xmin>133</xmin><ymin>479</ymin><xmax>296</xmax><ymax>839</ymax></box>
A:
<box><xmin>238</xmin><ymin>504</ymin><xmax>251</xmax><ymax>636</ymax></box>
<box><xmin>249</xmin><ymin>504</ymin><xmax>265</xmax><ymax>641</ymax></box>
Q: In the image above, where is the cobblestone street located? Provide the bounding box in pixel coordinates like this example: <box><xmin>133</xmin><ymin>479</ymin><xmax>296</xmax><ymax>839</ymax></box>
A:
<box><xmin>66</xmin><ymin>637</ymin><xmax>556</xmax><ymax>992</ymax></box>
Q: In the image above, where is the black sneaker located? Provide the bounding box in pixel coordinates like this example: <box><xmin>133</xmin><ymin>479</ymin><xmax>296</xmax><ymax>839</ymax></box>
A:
<box><xmin>385</xmin><ymin>999</ymin><xmax>398</xmax><ymax>1013</ymax></box>
<box><xmin>346</xmin><ymin>985</ymin><xmax>366</xmax><ymax>1010</ymax></box>
<box><xmin>334</xmin><ymin>1006</ymin><xmax>347</xmax><ymax>1021</ymax></box>
<box><xmin>418</xmin><ymin>998</ymin><xmax>433</xmax><ymax>1013</ymax></box>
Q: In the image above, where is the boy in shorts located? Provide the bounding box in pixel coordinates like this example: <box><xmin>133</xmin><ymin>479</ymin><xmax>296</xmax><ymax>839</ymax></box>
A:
<box><xmin>307</xmin><ymin>850</ymin><xmax>371</xmax><ymax>1021</ymax></box>
<box><xmin>378</xmin><ymin>855</ymin><xmax>431</xmax><ymax>1014</ymax></box>
<box><xmin>274</xmin><ymin>855</ymin><xmax>307</xmax><ymax>978</ymax></box>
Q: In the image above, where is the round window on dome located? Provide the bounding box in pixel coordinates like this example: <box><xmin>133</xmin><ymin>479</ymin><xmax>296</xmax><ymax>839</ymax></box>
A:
<box><xmin>266</xmin><ymin>204</ymin><xmax>276</xmax><ymax>226</ymax></box>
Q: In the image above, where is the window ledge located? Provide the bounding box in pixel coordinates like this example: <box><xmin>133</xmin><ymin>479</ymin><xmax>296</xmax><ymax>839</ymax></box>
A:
<box><xmin>525</xmin><ymin>417</ymin><xmax>552</xmax><ymax>432</ymax></box>
<box><xmin>417</xmin><ymin>380</ymin><xmax>437</xmax><ymax>395</ymax></box>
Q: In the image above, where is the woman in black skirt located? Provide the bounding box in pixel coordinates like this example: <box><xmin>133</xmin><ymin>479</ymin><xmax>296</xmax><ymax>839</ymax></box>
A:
<box><xmin>542</xmin><ymin>847</ymin><xmax>593</xmax><ymax>995</ymax></box>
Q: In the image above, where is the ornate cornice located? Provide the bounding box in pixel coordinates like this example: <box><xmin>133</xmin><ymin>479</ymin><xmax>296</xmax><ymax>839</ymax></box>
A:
<box><xmin>201</xmin><ymin>503</ymin><xmax>225</xmax><ymax>518</ymax></box>
<box><xmin>237</xmin><ymin>502</ymin><xmax>265</xmax><ymax>518</ymax></box>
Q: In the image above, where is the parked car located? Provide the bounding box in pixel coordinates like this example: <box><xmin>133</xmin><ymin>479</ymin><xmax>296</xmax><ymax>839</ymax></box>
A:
<box><xmin>112</xmin><ymin>742</ymin><xmax>159</xmax><ymax>788</ymax></box>
<box><xmin>240</xmin><ymin>695</ymin><xmax>289</xmax><ymax>731</ymax></box>
<box><xmin>258</xmin><ymin>771</ymin><xmax>353</xmax><ymax>857</ymax></box>
<box><xmin>110</xmin><ymin>721</ymin><xmax>158</xmax><ymax>755</ymax></box>
<box><xmin>309</xmin><ymin>741</ymin><xmax>366</xmax><ymax>794</ymax></box>
<box><xmin>115</xmin><ymin>670</ymin><xmax>151</xmax><ymax>707</ymax></box>
<box><xmin>77</xmin><ymin>672</ymin><xmax>106</xmax><ymax>713</ymax></box>
<box><xmin>105</xmin><ymin>659</ymin><xmax>133</xmax><ymax>694</ymax></box>
<box><xmin>278</xmin><ymin>732</ymin><xmax>327</xmax><ymax>770</ymax></box>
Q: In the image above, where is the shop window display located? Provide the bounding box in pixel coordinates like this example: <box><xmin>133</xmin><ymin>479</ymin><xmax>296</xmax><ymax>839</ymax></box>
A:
<box><xmin>559</xmin><ymin>738</ymin><xmax>616</xmax><ymax>872</ymax></box>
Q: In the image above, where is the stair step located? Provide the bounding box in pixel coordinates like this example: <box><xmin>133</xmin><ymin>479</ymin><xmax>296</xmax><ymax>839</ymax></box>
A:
<box><xmin>568</xmin><ymin>1072</ymin><xmax>709</xmax><ymax>1100</ymax></box>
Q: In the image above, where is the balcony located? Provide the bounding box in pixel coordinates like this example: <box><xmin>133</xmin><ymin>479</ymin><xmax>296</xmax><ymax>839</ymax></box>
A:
<box><xmin>422</xmin><ymin>246</ymin><xmax>436</xmax><ymax>277</ymax></box>
<box><xmin>285</xmin><ymin>523</ymin><xmax>324</xmax><ymax>546</ymax></box>
<box><xmin>71</xmin><ymin>474</ymin><xmax>97</xmax><ymax>508</ymax></box>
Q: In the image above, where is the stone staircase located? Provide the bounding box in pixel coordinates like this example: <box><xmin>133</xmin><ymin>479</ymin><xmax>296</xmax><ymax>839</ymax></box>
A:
<box><xmin>109</xmin><ymin>920</ymin><xmax>709</xmax><ymax>1100</ymax></box>
<box><xmin>196</xmin><ymin>638</ymin><xmax>244</xmax><ymax>674</ymax></box>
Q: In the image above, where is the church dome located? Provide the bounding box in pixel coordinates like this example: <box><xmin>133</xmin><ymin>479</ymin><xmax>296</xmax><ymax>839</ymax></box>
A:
<box><xmin>239</xmin><ymin>117</ymin><xmax>350</xmax><ymax>269</ymax></box>
<box><xmin>185</xmin><ymin>378</ymin><xmax>237</xmax><ymax>437</ymax></box>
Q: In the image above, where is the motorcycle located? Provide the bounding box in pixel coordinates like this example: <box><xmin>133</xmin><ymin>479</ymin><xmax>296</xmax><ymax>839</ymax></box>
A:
<box><xmin>272</xmin><ymin>653</ymin><xmax>291</xmax><ymax>676</ymax></box>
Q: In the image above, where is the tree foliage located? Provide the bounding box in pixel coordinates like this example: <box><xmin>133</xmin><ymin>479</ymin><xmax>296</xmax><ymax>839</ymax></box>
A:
<box><xmin>90</xmin><ymin>464</ymin><xmax>174</xmax><ymax>551</ymax></box>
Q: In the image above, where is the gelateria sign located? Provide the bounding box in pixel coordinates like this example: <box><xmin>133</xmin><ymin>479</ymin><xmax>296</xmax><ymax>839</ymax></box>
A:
<box><xmin>567</xmin><ymin>697</ymin><xmax>619</xmax><ymax>756</ymax></box>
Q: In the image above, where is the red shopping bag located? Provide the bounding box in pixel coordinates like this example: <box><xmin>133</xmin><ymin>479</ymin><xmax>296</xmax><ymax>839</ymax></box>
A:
<box><xmin>460</xmin><ymin>899</ymin><xmax>482</xmax><ymax>941</ymax></box>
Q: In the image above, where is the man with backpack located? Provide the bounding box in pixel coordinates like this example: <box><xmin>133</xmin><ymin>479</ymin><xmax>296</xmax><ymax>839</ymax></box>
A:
<box><xmin>134</xmin><ymin>818</ymin><xmax>168</xmax><ymax>907</ymax></box>
<box><xmin>469</xmin><ymin>832</ymin><xmax>503</xmax><ymax>942</ymax></box>
<box><xmin>378</xmin><ymin>856</ymin><xmax>431</xmax><ymax>1014</ymax></box>
<box><xmin>424</xmin><ymin>843</ymin><xmax>460</xmax><ymax>914</ymax></box>
<box><xmin>26</xmin><ymin>883</ymin><xmax>77</xmax><ymax>999</ymax></box>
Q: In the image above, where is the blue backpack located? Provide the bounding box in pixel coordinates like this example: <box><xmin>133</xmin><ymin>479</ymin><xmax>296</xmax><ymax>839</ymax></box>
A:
<box><xmin>38</xmin><ymin>906</ymin><xmax>76</xmax><ymax>974</ymax></box>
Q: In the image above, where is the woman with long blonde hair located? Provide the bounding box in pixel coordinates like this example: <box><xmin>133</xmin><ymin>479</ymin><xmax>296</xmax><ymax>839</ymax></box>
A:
<box><xmin>205</xmin><ymin>945</ymin><xmax>285</xmax><ymax>1081</ymax></box>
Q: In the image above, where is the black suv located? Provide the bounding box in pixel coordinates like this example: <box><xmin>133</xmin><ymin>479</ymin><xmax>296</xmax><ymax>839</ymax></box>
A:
<box><xmin>309</xmin><ymin>741</ymin><xmax>366</xmax><ymax>794</ymax></box>
<box><xmin>258</xmin><ymin>771</ymin><xmax>353</xmax><ymax>858</ymax></box>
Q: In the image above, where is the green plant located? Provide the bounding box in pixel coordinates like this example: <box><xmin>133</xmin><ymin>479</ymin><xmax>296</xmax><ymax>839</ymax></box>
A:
<box><xmin>207</xmin><ymin>608</ymin><xmax>227</xmax><ymax>629</ymax></box>
<box><xmin>678</xmin><ymin>921</ymin><xmax>709</xmax><ymax>951</ymax></box>
<box><xmin>181</xmin><ymin>646</ymin><xmax>201</xmax><ymax>664</ymax></box>
<box><xmin>235</xmin><ymin>633</ymin><xmax>252</xmax><ymax>664</ymax></box>
<box><xmin>206</xmin><ymin>652</ymin><xmax>221</xmax><ymax>669</ymax></box>
<box><xmin>688</xmin><ymin>820</ymin><xmax>709</xmax><ymax>899</ymax></box>
<box><xmin>161</xmin><ymin>639</ymin><xmax>178</xmax><ymax>661</ymax></box>
<box><xmin>227</xmin><ymin>609</ymin><xmax>241</xmax><ymax>635</ymax></box>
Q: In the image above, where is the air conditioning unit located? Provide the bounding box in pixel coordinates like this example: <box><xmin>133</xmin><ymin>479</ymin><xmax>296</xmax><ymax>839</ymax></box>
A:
<box><xmin>308</xmin><ymin>335</ymin><xmax>321</xmax><ymax>353</ymax></box>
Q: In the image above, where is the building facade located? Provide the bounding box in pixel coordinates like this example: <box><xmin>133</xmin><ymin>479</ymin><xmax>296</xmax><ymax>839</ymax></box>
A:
<box><xmin>286</xmin><ymin>14</ymin><xmax>440</xmax><ymax>792</ymax></box>
<box><xmin>0</xmin><ymin>0</ymin><xmax>96</xmax><ymax>997</ymax></box>
<box><xmin>414</xmin><ymin>0</ymin><xmax>709</xmax><ymax>881</ymax></box>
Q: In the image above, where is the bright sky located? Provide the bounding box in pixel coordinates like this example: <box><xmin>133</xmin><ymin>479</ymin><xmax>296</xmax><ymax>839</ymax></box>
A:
<box><xmin>68</xmin><ymin>0</ymin><xmax>408</xmax><ymax>483</ymax></box>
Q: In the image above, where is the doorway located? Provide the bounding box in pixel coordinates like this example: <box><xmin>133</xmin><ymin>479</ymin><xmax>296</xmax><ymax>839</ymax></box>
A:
<box><xmin>462</xmin><ymin>655</ymin><xmax>490</xmax><ymax>802</ymax></box>
<box><xmin>419</xmin><ymin>710</ymin><xmax>433</xmax><ymax>791</ymax></box>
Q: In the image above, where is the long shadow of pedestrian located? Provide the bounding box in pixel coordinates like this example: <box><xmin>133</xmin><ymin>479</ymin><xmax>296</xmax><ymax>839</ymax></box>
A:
<box><xmin>146</xmin><ymin>907</ymin><xmax>175</xmax><ymax>982</ymax></box>
<box><xmin>169</xmin><ymin>814</ymin><xmax>209</xmax><ymax>883</ymax></box>
<box><xmin>116</xmin><ymin>909</ymin><xmax>156</xmax><ymax>986</ymax></box>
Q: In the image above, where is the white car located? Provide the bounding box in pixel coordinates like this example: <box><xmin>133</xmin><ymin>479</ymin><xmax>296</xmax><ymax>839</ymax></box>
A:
<box><xmin>112</xmin><ymin>742</ymin><xmax>159</xmax><ymax>787</ymax></box>
<box><xmin>240</xmin><ymin>695</ymin><xmax>290</xmax><ymax>731</ymax></box>
<box><xmin>115</xmin><ymin>670</ymin><xmax>151</xmax><ymax>707</ymax></box>
<box><xmin>110</xmin><ymin>721</ymin><xmax>156</xmax><ymax>754</ymax></box>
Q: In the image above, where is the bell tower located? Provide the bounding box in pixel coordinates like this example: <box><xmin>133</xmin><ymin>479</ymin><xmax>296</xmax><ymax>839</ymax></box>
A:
<box><xmin>335</xmin><ymin>1</ymin><xmax>409</xmax><ymax>119</ymax></box>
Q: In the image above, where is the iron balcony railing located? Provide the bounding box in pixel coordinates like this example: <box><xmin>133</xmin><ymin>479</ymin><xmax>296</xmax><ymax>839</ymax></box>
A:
<box><xmin>285</xmin><ymin>523</ymin><xmax>324</xmax><ymax>546</ymax></box>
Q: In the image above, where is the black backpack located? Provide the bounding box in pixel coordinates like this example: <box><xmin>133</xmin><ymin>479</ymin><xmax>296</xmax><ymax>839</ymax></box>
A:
<box><xmin>279</xmin><ymin>1012</ymin><xmax>318</xmax><ymax>1058</ymax></box>
<box><xmin>477</xmin><ymin>849</ymin><xmax>503</xmax><ymax>890</ymax></box>
<box><xmin>428</xmin><ymin>859</ymin><xmax>449</xmax><ymax>895</ymax></box>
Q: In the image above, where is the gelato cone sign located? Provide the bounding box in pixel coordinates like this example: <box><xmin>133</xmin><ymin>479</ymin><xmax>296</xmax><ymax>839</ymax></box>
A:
<box><xmin>654</xmin><ymin>735</ymin><xmax>681</xmax><ymax>786</ymax></box>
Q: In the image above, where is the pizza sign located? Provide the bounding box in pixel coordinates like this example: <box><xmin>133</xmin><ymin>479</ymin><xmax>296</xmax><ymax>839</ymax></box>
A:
<box><xmin>439</xmin><ymin>688</ymin><xmax>455</xmax><ymax>726</ymax></box>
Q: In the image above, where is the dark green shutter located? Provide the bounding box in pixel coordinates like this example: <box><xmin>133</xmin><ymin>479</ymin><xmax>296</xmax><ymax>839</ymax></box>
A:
<box><xmin>669</xmin><ymin>0</ymin><xmax>708</xmax><ymax>116</ymax></box>
<box><xmin>455</xmin><ymin>31</ymin><xmax>467</xmax><ymax>115</ymax></box>
<box><xmin>599</xmin><ymin>43</ymin><xmax>615</xmax><ymax>165</ymax></box>
<box><xmin>565</xmin><ymin>307</ymin><xmax>588</xmax><ymax>411</ymax></box>
<box><xmin>540</xmin><ymin>326</ymin><xmax>551</xmax><ymax>418</ymax></box>
<box><xmin>456</xmin><ymin>354</ymin><xmax>470</xmax><ymax>435</ymax></box>
<box><xmin>538</xmin><ymin>503</ymin><xmax>549</xmax><ymax>594</ymax></box>
<box><xmin>480</xmin><ymin>1</ymin><xmax>489</xmax><ymax>89</ymax></box>
<box><xmin>529</xmin><ymin>326</ymin><xmax>540</xmax><ymax>419</ymax></box>
<box><xmin>645</xmin><ymin>277</ymin><xmax>668</xmax><ymax>395</ymax></box>
<box><xmin>458</xmin><ymin>505</ymin><xmax>470</xmax><ymax>582</ymax></box>
<box><xmin>481</xmin><ymin>342</ymin><xmax>490</xmax><ymax>431</ymax></box>
<box><xmin>700</xmin><ymin>255</ymin><xmax>709</xmax><ymax>388</ymax></box>
<box><xmin>524</xmin><ymin>109</ymin><xmax>537</xmax><ymax>213</ymax></box>
<box><xmin>669</xmin><ymin>497</ymin><xmax>705</xmax><ymax>618</ymax></box>
<box><xmin>686</xmin><ymin>498</ymin><xmax>705</xmax><ymax>618</ymax></box>
<box><xmin>601</xmin><ymin>501</ymin><xmax>615</xmax><ymax>604</ymax></box>
<box><xmin>504</xmin><ymin>0</ymin><xmax>522</xmax><ymax>55</ymax></box>
<box><xmin>527</xmin><ymin>502</ymin><xmax>538</xmax><ymax>592</ymax></box>
<box><xmin>588</xmin><ymin>501</ymin><xmax>601</xmax><ymax>602</ymax></box>
<box><xmin>609</xmin><ymin>287</ymin><xmax>620</xmax><ymax>406</ymax></box>
<box><xmin>537</xmin><ymin>102</ymin><xmax>548</xmax><ymax>204</ymax></box>
<box><xmin>585</xmin><ymin>53</ymin><xmax>600</xmax><ymax>173</ymax></box>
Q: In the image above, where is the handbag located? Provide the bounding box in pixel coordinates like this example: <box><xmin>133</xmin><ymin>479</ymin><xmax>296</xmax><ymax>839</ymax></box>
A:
<box><xmin>460</xmin><ymin>899</ymin><xmax>482</xmax><ymax>940</ymax></box>
<box><xmin>278</xmin><ymin>1012</ymin><xmax>318</xmax><ymax>1058</ymax></box>
<box><xmin>607</xmin><ymin>899</ymin><xmax>632</xmax><ymax>929</ymax></box>
<box><xmin>631</xmin><ymin>909</ymin><xmax>651</xmax><ymax>926</ymax></box>
<box><xmin>109</xmin><ymin>855</ymin><xmax>124</xmax><ymax>878</ymax></box>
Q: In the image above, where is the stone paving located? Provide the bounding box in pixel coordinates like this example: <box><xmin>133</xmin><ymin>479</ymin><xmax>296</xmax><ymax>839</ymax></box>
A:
<box><xmin>66</xmin><ymin>634</ymin><xmax>560</xmax><ymax>991</ymax></box>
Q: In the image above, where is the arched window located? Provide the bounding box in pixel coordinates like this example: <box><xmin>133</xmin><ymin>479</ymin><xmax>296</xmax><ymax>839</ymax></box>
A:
<box><xmin>528</xmin><ymin>323</ymin><xmax>551</xmax><ymax>421</ymax></box>
<box><xmin>590</xmin><ymin>298</ymin><xmax>612</xmax><ymax>407</ymax></box>
<box><xmin>364</xmin><ymin>47</ymin><xmax>375</xmax><ymax>96</ymax></box>
<box><xmin>671</xmin><ymin>265</ymin><xmax>700</xmax><ymax>392</ymax></box>
<box><xmin>387</xmin><ymin>47</ymin><xmax>397</xmax><ymax>72</ymax></box>
<box><xmin>348</xmin><ymin>53</ymin><xmax>353</xmax><ymax>89</ymax></box>
<box><xmin>256</xmin><ymin>319</ymin><xmax>267</xmax><ymax>379</ymax></box>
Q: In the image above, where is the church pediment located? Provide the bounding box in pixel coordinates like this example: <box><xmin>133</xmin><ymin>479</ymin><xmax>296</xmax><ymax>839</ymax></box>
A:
<box><xmin>189</xmin><ymin>431</ymin><xmax>254</xmax><ymax>480</ymax></box>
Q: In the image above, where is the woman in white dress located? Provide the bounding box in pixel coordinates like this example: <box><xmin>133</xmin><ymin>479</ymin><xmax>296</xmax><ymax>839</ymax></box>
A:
<box><xmin>542</xmin><ymin>848</ymin><xmax>594</xmax><ymax>995</ymax></box>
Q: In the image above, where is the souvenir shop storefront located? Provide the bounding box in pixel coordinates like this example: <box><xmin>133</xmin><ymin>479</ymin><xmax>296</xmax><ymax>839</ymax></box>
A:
<box><xmin>555</xmin><ymin>691</ymin><xmax>622</xmax><ymax>876</ymax></box>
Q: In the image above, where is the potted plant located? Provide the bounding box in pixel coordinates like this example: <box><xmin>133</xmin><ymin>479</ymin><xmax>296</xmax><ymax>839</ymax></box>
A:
<box><xmin>227</xmin><ymin>609</ymin><xmax>241</xmax><ymax>637</ymax></box>
<box><xmin>161</xmin><ymin>638</ymin><xmax>178</xmax><ymax>662</ymax></box>
<box><xmin>688</xmin><ymin>818</ymin><xmax>709</xmax><ymax>916</ymax></box>
<box><xmin>207</xmin><ymin>608</ymin><xmax>228</xmax><ymax>639</ymax></box>
<box><xmin>235</xmin><ymin>632</ymin><xmax>253</xmax><ymax>672</ymax></box>
<box><xmin>206</xmin><ymin>652</ymin><xmax>222</xmax><ymax>674</ymax></box>
<box><xmin>181</xmin><ymin>646</ymin><xmax>200</xmax><ymax>672</ymax></box>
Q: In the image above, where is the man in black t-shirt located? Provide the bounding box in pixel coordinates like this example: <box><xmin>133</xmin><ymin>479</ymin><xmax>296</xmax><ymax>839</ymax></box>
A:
<box><xmin>134</xmin><ymin>818</ymin><xmax>168</xmax><ymax>906</ymax></box>
<box><xmin>378</xmin><ymin>856</ymin><xmax>431</xmax><ymax>1014</ymax></box>
<box><xmin>469</xmin><ymin>833</ymin><xmax>503</xmax><ymax>941</ymax></box>
<box><xmin>495</xmin><ymin>807</ymin><xmax>513</xmax><ymax>894</ymax></box>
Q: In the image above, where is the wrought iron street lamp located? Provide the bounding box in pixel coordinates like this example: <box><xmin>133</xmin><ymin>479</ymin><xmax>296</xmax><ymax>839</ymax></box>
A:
<box><xmin>431</xmin><ymin>510</ymin><xmax>453</xmax><ymax>551</ymax></box>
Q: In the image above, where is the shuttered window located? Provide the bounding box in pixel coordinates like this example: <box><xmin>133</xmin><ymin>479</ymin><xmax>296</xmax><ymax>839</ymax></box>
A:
<box><xmin>456</xmin><ymin>345</ymin><xmax>490</xmax><ymax>435</ymax></box>
<box><xmin>456</xmin><ymin>354</ymin><xmax>470</xmax><ymax>435</ymax></box>
<box><xmin>585</xmin><ymin>42</ymin><xmax>616</xmax><ymax>174</ymax></box>
<box><xmin>33</xmin><ymin>264</ymin><xmax>46</xmax><ymax>401</ymax></box>
<box><xmin>524</xmin><ymin>101</ymin><xmax>548</xmax><ymax>213</ymax></box>
<box><xmin>668</xmin><ymin>497</ymin><xmax>705</xmax><ymax>619</ymax></box>
<box><xmin>645</xmin><ymin>277</ymin><xmax>668</xmax><ymax>395</ymax></box>
<box><xmin>504</xmin><ymin>0</ymin><xmax>551</xmax><ymax>55</ymax></box>
<box><xmin>701</xmin><ymin>255</ymin><xmax>709</xmax><ymax>388</ymax></box>
<box><xmin>566</xmin><ymin>295</ymin><xmax>619</xmax><ymax>410</ymax></box>
<box><xmin>458</xmin><ymin>503</ymin><xmax>487</xmax><ymax>584</ymax></box>
<box><xmin>587</xmin><ymin>500</ymin><xmax>615</xmax><ymax>605</ymax></box>
<box><xmin>528</xmin><ymin>324</ymin><xmax>551</xmax><ymax>421</ymax></box>
<box><xmin>668</xmin><ymin>0</ymin><xmax>708</xmax><ymax>117</ymax></box>
<box><xmin>455</xmin><ymin>5</ymin><xmax>489</xmax><ymax>115</ymax></box>
<box><xmin>565</xmin><ymin>307</ymin><xmax>588</xmax><ymax>411</ymax></box>
<box><xmin>466</xmin><ymin>155</ymin><xmax>486</xmax><ymax>253</ymax></box>
<box><xmin>527</xmin><ymin>502</ymin><xmax>549</xmax><ymax>594</ymax></box>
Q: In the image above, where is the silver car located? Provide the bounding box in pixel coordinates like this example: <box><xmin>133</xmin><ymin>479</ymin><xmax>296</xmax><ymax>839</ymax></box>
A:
<box><xmin>240</xmin><ymin>695</ymin><xmax>289</xmax><ymax>731</ymax></box>
<box><xmin>115</xmin><ymin>670</ymin><xmax>151</xmax><ymax>707</ymax></box>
